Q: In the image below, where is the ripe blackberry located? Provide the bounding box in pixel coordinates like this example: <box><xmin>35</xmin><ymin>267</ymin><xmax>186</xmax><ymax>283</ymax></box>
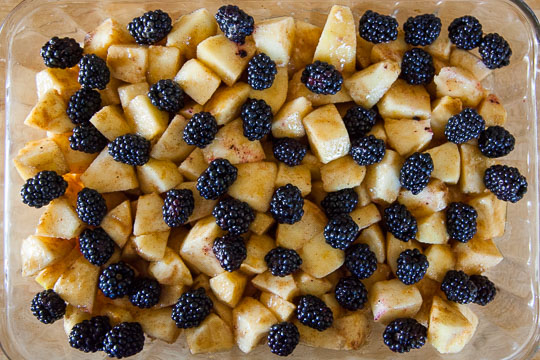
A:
<box><xmin>350</xmin><ymin>135</ymin><xmax>386</xmax><ymax>166</ymax></box>
<box><xmin>403</xmin><ymin>14</ymin><xmax>442</xmax><ymax>46</ymax></box>
<box><xmin>396</xmin><ymin>249</ymin><xmax>429</xmax><ymax>285</ymax></box>
<box><xmin>79</xmin><ymin>228</ymin><xmax>115</xmax><ymax>266</ymax></box>
<box><xmin>196</xmin><ymin>158</ymin><xmax>238</xmax><ymax>200</ymax></box>
<box><xmin>183</xmin><ymin>111</ymin><xmax>218</xmax><ymax>148</ymax></box>
<box><xmin>445</xmin><ymin>108</ymin><xmax>485</xmax><ymax>144</ymax></box>
<box><xmin>78</xmin><ymin>54</ymin><xmax>110</xmax><ymax>90</ymax></box>
<box><xmin>128</xmin><ymin>9</ymin><xmax>172</xmax><ymax>45</ymax></box>
<box><xmin>334</xmin><ymin>276</ymin><xmax>368</xmax><ymax>311</ymax></box>
<box><xmin>448</xmin><ymin>15</ymin><xmax>483</xmax><ymax>50</ymax></box>
<box><xmin>99</xmin><ymin>262</ymin><xmax>135</xmax><ymax>299</ymax></box>
<box><xmin>383</xmin><ymin>318</ymin><xmax>427</xmax><ymax>353</ymax></box>
<box><xmin>247</xmin><ymin>53</ymin><xmax>277</xmax><ymax>90</ymax></box>
<box><xmin>272</xmin><ymin>137</ymin><xmax>307</xmax><ymax>166</ymax></box>
<box><xmin>484</xmin><ymin>164</ymin><xmax>528</xmax><ymax>203</ymax></box>
<box><xmin>21</xmin><ymin>170</ymin><xmax>67</xmax><ymax>208</ymax></box>
<box><xmin>213</xmin><ymin>234</ymin><xmax>247</xmax><ymax>272</ymax></box>
<box><xmin>241</xmin><ymin>98</ymin><xmax>273</xmax><ymax>141</ymax></box>
<box><xmin>359</xmin><ymin>10</ymin><xmax>399</xmax><ymax>44</ymax></box>
<box><xmin>296</xmin><ymin>295</ymin><xmax>333</xmax><ymax>331</ymax></box>
<box><xmin>345</xmin><ymin>243</ymin><xmax>377</xmax><ymax>279</ymax></box>
<box><xmin>470</xmin><ymin>275</ymin><xmax>497</xmax><ymax>306</ymax></box>
<box><xmin>213</xmin><ymin>198</ymin><xmax>255</xmax><ymax>235</ymax></box>
<box><xmin>269</xmin><ymin>184</ymin><xmax>304</xmax><ymax>224</ymax></box>
<box><xmin>30</xmin><ymin>289</ymin><xmax>66</xmax><ymax>324</ymax></box>
<box><xmin>441</xmin><ymin>270</ymin><xmax>478</xmax><ymax>304</ymax></box>
<box><xmin>384</xmin><ymin>203</ymin><xmax>417</xmax><ymax>242</ymax></box>
<box><xmin>400</xmin><ymin>152</ymin><xmax>434</xmax><ymax>195</ymax></box>
<box><xmin>343</xmin><ymin>105</ymin><xmax>377</xmax><ymax>140</ymax></box>
<box><xmin>66</xmin><ymin>88</ymin><xmax>101</xmax><ymax>124</ymax></box>
<box><xmin>478</xmin><ymin>126</ymin><xmax>515</xmax><ymax>158</ymax></box>
<box><xmin>162</xmin><ymin>189</ymin><xmax>195</xmax><ymax>227</ymax></box>
<box><xmin>69</xmin><ymin>316</ymin><xmax>111</xmax><ymax>353</ymax></box>
<box><xmin>108</xmin><ymin>134</ymin><xmax>150</xmax><ymax>166</ymax></box>
<box><xmin>76</xmin><ymin>187</ymin><xmax>107</xmax><ymax>226</ymax></box>
<box><xmin>267</xmin><ymin>322</ymin><xmax>300</xmax><ymax>356</ymax></box>
<box><xmin>215</xmin><ymin>5</ymin><xmax>254</xmax><ymax>44</ymax></box>
<box><xmin>446</xmin><ymin>202</ymin><xmax>478</xmax><ymax>243</ymax></box>
<box><xmin>171</xmin><ymin>288</ymin><xmax>213</xmax><ymax>328</ymax></box>
<box><xmin>324</xmin><ymin>214</ymin><xmax>359</xmax><ymax>250</ymax></box>
<box><xmin>129</xmin><ymin>278</ymin><xmax>161</xmax><ymax>309</ymax></box>
<box><xmin>301</xmin><ymin>60</ymin><xmax>343</xmax><ymax>95</ymax></box>
<box><xmin>148</xmin><ymin>79</ymin><xmax>184</xmax><ymax>114</ymax></box>
<box><xmin>321</xmin><ymin>188</ymin><xmax>358</xmax><ymax>217</ymax></box>
<box><xmin>103</xmin><ymin>322</ymin><xmax>145</xmax><ymax>358</ymax></box>
<box><xmin>401</xmin><ymin>48</ymin><xmax>435</xmax><ymax>85</ymax></box>
<box><xmin>41</xmin><ymin>36</ymin><xmax>83</xmax><ymax>69</ymax></box>
<box><xmin>479</xmin><ymin>33</ymin><xmax>512</xmax><ymax>69</ymax></box>
<box><xmin>69</xmin><ymin>123</ymin><xmax>108</xmax><ymax>154</ymax></box>
<box><xmin>265</xmin><ymin>247</ymin><xmax>302</xmax><ymax>277</ymax></box>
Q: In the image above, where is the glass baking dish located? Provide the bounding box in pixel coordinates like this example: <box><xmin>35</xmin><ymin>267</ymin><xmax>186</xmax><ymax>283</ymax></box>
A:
<box><xmin>0</xmin><ymin>0</ymin><xmax>539</xmax><ymax>359</ymax></box>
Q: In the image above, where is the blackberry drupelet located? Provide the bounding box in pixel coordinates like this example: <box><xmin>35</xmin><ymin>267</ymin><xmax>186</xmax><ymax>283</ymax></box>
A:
<box><xmin>78</xmin><ymin>54</ymin><xmax>110</xmax><ymax>90</ymax></box>
<box><xmin>301</xmin><ymin>60</ymin><xmax>343</xmax><ymax>95</ymax></box>
<box><xmin>345</xmin><ymin>243</ymin><xmax>377</xmax><ymax>279</ymax></box>
<box><xmin>247</xmin><ymin>53</ymin><xmax>277</xmax><ymax>90</ymax></box>
<box><xmin>41</xmin><ymin>36</ymin><xmax>83</xmax><ymax>69</ymax></box>
<box><xmin>400</xmin><ymin>152</ymin><xmax>434</xmax><ymax>195</ymax></box>
<box><xmin>484</xmin><ymin>164</ymin><xmax>528</xmax><ymax>203</ymax></box>
<box><xmin>342</xmin><ymin>105</ymin><xmax>377</xmax><ymax>140</ymax></box>
<box><xmin>265</xmin><ymin>247</ymin><xmax>302</xmax><ymax>277</ymax></box>
<box><xmin>21</xmin><ymin>170</ymin><xmax>67</xmax><ymax>208</ymax></box>
<box><xmin>383</xmin><ymin>318</ymin><xmax>427</xmax><ymax>353</ymax></box>
<box><xmin>384</xmin><ymin>203</ymin><xmax>418</xmax><ymax>242</ymax></box>
<box><xmin>470</xmin><ymin>275</ymin><xmax>497</xmax><ymax>306</ymax></box>
<box><xmin>396</xmin><ymin>249</ymin><xmax>429</xmax><ymax>285</ymax></box>
<box><xmin>183</xmin><ymin>111</ymin><xmax>218</xmax><ymax>148</ymax></box>
<box><xmin>334</xmin><ymin>276</ymin><xmax>368</xmax><ymax>311</ymax></box>
<box><xmin>267</xmin><ymin>322</ymin><xmax>300</xmax><ymax>356</ymax></box>
<box><xmin>478</xmin><ymin>126</ymin><xmax>515</xmax><ymax>158</ymax></box>
<box><xmin>441</xmin><ymin>270</ymin><xmax>478</xmax><ymax>304</ymax></box>
<box><xmin>99</xmin><ymin>262</ymin><xmax>135</xmax><ymax>299</ymax></box>
<box><xmin>272</xmin><ymin>137</ymin><xmax>307</xmax><ymax>166</ymax></box>
<box><xmin>401</xmin><ymin>48</ymin><xmax>435</xmax><ymax>85</ymax></box>
<box><xmin>350</xmin><ymin>135</ymin><xmax>386</xmax><ymax>166</ymax></box>
<box><xmin>445</xmin><ymin>108</ymin><xmax>485</xmax><ymax>144</ymax></box>
<box><xmin>30</xmin><ymin>289</ymin><xmax>66</xmax><ymax>324</ymax></box>
<box><xmin>213</xmin><ymin>234</ymin><xmax>247</xmax><ymax>272</ymax></box>
<box><xmin>479</xmin><ymin>33</ymin><xmax>512</xmax><ymax>69</ymax></box>
<box><xmin>69</xmin><ymin>316</ymin><xmax>111</xmax><ymax>353</ymax></box>
<box><xmin>358</xmin><ymin>10</ymin><xmax>399</xmax><ymax>44</ymax></box>
<box><xmin>76</xmin><ymin>187</ymin><xmax>107</xmax><ymax>226</ymax></box>
<box><xmin>69</xmin><ymin>123</ymin><xmax>108</xmax><ymax>154</ymax></box>
<box><xmin>215</xmin><ymin>5</ymin><xmax>254</xmax><ymax>44</ymax></box>
<box><xmin>103</xmin><ymin>322</ymin><xmax>145</xmax><ymax>358</ymax></box>
<box><xmin>196</xmin><ymin>158</ymin><xmax>238</xmax><ymax>200</ymax></box>
<box><xmin>324</xmin><ymin>214</ymin><xmax>359</xmax><ymax>250</ymax></box>
<box><xmin>212</xmin><ymin>198</ymin><xmax>255</xmax><ymax>235</ymax></box>
<box><xmin>127</xmin><ymin>9</ymin><xmax>172</xmax><ymax>45</ymax></box>
<box><xmin>171</xmin><ymin>288</ymin><xmax>213</xmax><ymax>328</ymax></box>
<box><xmin>66</xmin><ymin>88</ymin><xmax>102</xmax><ymax>124</ymax></box>
<box><xmin>448</xmin><ymin>15</ymin><xmax>483</xmax><ymax>50</ymax></box>
<box><xmin>162</xmin><ymin>189</ymin><xmax>194</xmax><ymax>227</ymax></box>
<box><xmin>269</xmin><ymin>184</ymin><xmax>304</xmax><ymax>224</ymax></box>
<box><xmin>129</xmin><ymin>278</ymin><xmax>161</xmax><ymax>309</ymax></box>
<box><xmin>296</xmin><ymin>295</ymin><xmax>333</xmax><ymax>331</ymax></box>
<box><xmin>108</xmin><ymin>134</ymin><xmax>150</xmax><ymax>166</ymax></box>
<box><xmin>79</xmin><ymin>228</ymin><xmax>115</xmax><ymax>266</ymax></box>
<box><xmin>241</xmin><ymin>98</ymin><xmax>273</xmax><ymax>141</ymax></box>
<box><xmin>446</xmin><ymin>202</ymin><xmax>478</xmax><ymax>243</ymax></box>
<box><xmin>403</xmin><ymin>14</ymin><xmax>442</xmax><ymax>46</ymax></box>
<box><xmin>148</xmin><ymin>79</ymin><xmax>184</xmax><ymax>114</ymax></box>
<box><xmin>321</xmin><ymin>188</ymin><xmax>358</xmax><ymax>217</ymax></box>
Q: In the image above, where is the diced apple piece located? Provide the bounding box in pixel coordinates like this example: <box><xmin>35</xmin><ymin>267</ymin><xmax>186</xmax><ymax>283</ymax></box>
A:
<box><xmin>148</xmin><ymin>247</ymin><xmax>193</xmax><ymax>286</ymax></box>
<box><xmin>369</xmin><ymin>279</ymin><xmax>422</xmax><ymax>324</ymax></box>
<box><xmin>35</xmin><ymin>247</ymin><xmax>79</xmax><ymax>289</ymax></box>
<box><xmin>179</xmin><ymin>100</ymin><xmax>204</xmax><ymax>119</ymax></box>
<box><xmin>356</xmin><ymin>223</ymin><xmax>385</xmax><ymax>263</ymax></box>
<box><xmin>157</xmin><ymin>284</ymin><xmax>187</xmax><ymax>308</ymax></box>
<box><xmin>370</xmin><ymin>31</ymin><xmax>409</xmax><ymax>63</ymax></box>
<box><xmin>233</xmin><ymin>297</ymin><xmax>277</xmax><ymax>353</ymax></box>
<box><xmin>210</xmin><ymin>271</ymin><xmax>247</xmax><ymax>308</ymax></box>
<box><xmin>260</xmin><ymin>292</ymin><xmax>296</xmax><ymax>322</ymax></box>
<box><xmin>185</xmin><ymin>313</ymin><xmax>234</xmax><ymax>354</ymax></box>
<box><xmin>125</xmin><ymin>95</ymin><xmax>168</xmax><ymax>140</ymax></box>
<box><xmin>294</xmin><ymin>271</ymin><xmax>332</xmax><ymax>296</ymax></box>
<box><xmin>178</xmin><ymin>148</ymin><xmax>207</xmax><ymax>181</ymax></box>
<box><xmin>150</xmin><ymin>115</ymin><xmax>194</xmax><ymax>162</ymax></box>
<box><xmin>120</xmin><ymin>237</ymin><xmax>139</xmax><ymax>262</ymax></box>
<box><xmin>276</xmin><ymin>200</ymin><xmax>326</xmax><ymax>250</ymax></box>
<box><xmin>275</xmin><ymin>163</ymin><xmax>311</xmax><ymax>196</ymax></box>
<box><xmin>417</xmin><ymin>211</ymin><xmax>449</xmax><ymax>245</ymax></box>
<box><xmin>253</xmin><ymin>17</ymin><xmax>294</xmax><ymax>66</ymax></box>
<box><xmin>459</xmin><ymin>144</ymin><xmax>494</xmax><ymax>194</ymax></box>
<box><xmin>251</xmin><ymin>271</ymin><xmax>299</xmax><ymax>301</ymax></box>
<box><xmin>434</xmin><ymin>67</ymin><xmax>484</xmax><ymax>107</ymax></box>
<box><xmin>84</xmin><ymin>18</ymin><xmax>133</xmax><ymax>58</ymax></box>
<box><xmin>147</xmin><ymin>45</ymin><xmax>183</xmax><ymax>85</ymax></box>
<box><xmin>300</xmin><ymin>232</ymin><xmax>345</xmax><ymax>278</ymax></box>
<box><xmin>135</xmin><ymin>307</ymin><xmax>180</xmax><ymax>343</ymax></box>
<box><xmin>101</xmin><ymin>200</ymin><xmax>132</xmax><ymax>248</ymax></box>
<box><xmin>398</xmin><ymin>179</ymin><xmax>449</xmax><ymax>218</ymax></box>
<box><xmin>89</xmin><ymin>105</ymin><xmax>132</xmax><ymax>141</ymax></box>
<box><xmin>175</xmin><ymin>59</ymin><xmax>221</xmax><ymax>105</ymax></box>
<box><xmin>320</xmin><ymin>155</ymin><xmax>365</xmax><ymax>192</ymax></box>
<box><xmin>14</xmin><ymin>138</ymin><xmax>69</xmax><ymax>180</ymax></box>
<box><xmin>378</xmin><ymin>79</ymin><xmax>431</xmax><ymax>120</ymax></box>
<box><xmin>133</xmin><ymin>193</ymin><xmax>169</xmax><ymax>235</ymax></box>
<box><xmin>367</xmin><ymin>121</ymin><xmax>387</xmax><ymax>142</ymax></box>
<box><xmin>118</xmin><ymin>82</ymin><xmax>149</xmax><ymax>110</ymax></box>
<box><xmin>24</xmin><ymin>90</ymin><xmax>73</xmax><ymax>134</ymax></box>
<box><xmin>204</xmin><ymin>82</ymin><xmax>250</xmax><ymax>125</ymax></box>
<box><xmin>48</xmin><ymin>133</ymin><xmax>97</xmax><ymax>174</ymax></box>
<box><xmin>99</xmin><ymin>77</ymin><xmax>122</xmax><ymax>106</ymax></box>
<box><xmin>364</xmin><ymin>149</ymin><xmax>403</xmax><ymax>205</ymax></box>
<box><xmin>167</xmin><ymin>227</ymin><xmax>189</xmax><ymax>254</ymax></box>
<box><xmin>453</xmin><ymin>237</ymin><xmax>503</xmax><ymax>275</ymax></box>
<box><xmin>177</xmin><ymin>182</ymin><xmax>217</xmax><ymax>223</ymax></box>
<box><xmin>241</xmin><ymin>234</ymin><xmax>275</xmax><ymax>275</ymax></box>
<box><xmin>333</xmin><ymin>311</ymin><xmax>370</xmax><ymax>350</ymax></box>
<box><xmin>356</xmin><ymin>35</ymin><xmax>373</xmax><ymax>69</ymax></box>
<box><xmin>167</xmin><ymin>8</ymin><xmax>217</xmax><ymax>59</ymax></box>
<box><xmin>478</xmin><ymin>93</ymin><xmax>507</xmax><ymax>126</ymax></box>
<box><xmin>288</xmin><ymin>20</ymin><xmax>322</xmax><ymax>75</ymax></box>
<box><xmin>249</xmin><ymin>67</ymin><xmax>288</xmax><ymax>114</ymax></box>
<box><xmin>302</xmin><ymin>151</ymin><xmax>323</xmax><ymax>181</ymax></box>
<box><xmin>54</xmin><ymin>255</ymin><xmax>99</xmax><ymax>311</ymax></box>
<box><xmin>354</xmin><ymin>181</ymin><xmax>372</xmax><ymax>207</ymax></box>
<box><xmin>36</xmin><ymin>198</ymin><xmax>84</xmax><ymax>239</ymax></box>
<box><xmin>468</xmin><ymin>193</ymin><xmax>506</xmax><ymax>240</ymax></box>
<box><xmin>386</xmin><ymin>234</ymin><xmax>423</xmax><ymax>275</ymax></box>
<box><xmin>272</xmin><ymin>97</ymin><xmax>311</xmax><ymax>138</ymax></box>
<box><xmin>107</xmin><ymin>45</ymin><xmax>147</xmax><ymax>83</ymax></box>
<box><xmin>249</xmin><ymin>212</ymin><xmax>275</xmax><ymax>235</ymax></box>
<box><xmin>384</xmin><ymin>118</ymin><xmax>432</xmax><ymax>157</ymax></box>
<box><xmin>64</xmin><ymin>305</ymin><xmax>92</xmax><ymax>335</ymax></box>
<box><xmin>295</xmin><ymin>319</ymin><xmax>344</xmax><ymax>349</ymax></box>
<box><xmin>133</xmin><ymin>231</ymin><xmax>170</xmax><ymax>261</ymax></box>
<box><xmin>425</xmin><ymin>142</ymin><xmax>461</xmax><ymax>184</ymax></box>
<box><xmin>21</xmin><ymin>235</ymin><xmax>73</xmax><ymax>276</ymax></box>
<box><xmin>350</xmin><ymin>203</ymin><xmax>381</xmax><ymax>231</ymax></box>
<box><xmin>413</xmin><ymin>277</ymin><xmax>440</xmax><ymax>327</ymax></box>
<box><xmin>362</xmin><ymin>263</ymin><xmax>392</xmax><ymax>291</ymax></box>
<box><xmin>287</xmin><ymin>69</ymin><xmax>352</xmax><ymax>106</ymax></box>
<box><xmin>450</xmin><ymin>49</ymin><xmax>491</xmax><ymax>81</ymax></box>
<box><xmin>228</xmin><ymin>162</ymin><xmax>277</xmax><ymax>212</ymax></box>
<box><xmin>426</xmin><ymin>33</ymin><xmax>452</xmax><ymax>60</ymax></box>
<box><xmin>137</xmin><ymin>158</ymin><xmax>182</xmax><ymax>194</ymax></box>
<box><xmin>425</xmin><ymin>244</ymin><xmax>455</xmax><ymax>282</ymax></box>
<box><xmin>36</xmin><ymin>67</ymin><xmax>79</xmax><ymax>101</ymax></box>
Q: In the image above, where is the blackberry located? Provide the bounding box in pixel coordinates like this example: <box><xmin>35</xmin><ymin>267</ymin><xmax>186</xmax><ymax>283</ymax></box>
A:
<box><xmin>30</xmin><ymin>289</ymin><xmax>66</xmax><ymax>324</ymax></box>
<box><xmin>265</xmin><ymin>247</ymin><xmax>302</xmax><ymax>277</ymax></box>
<box><xmin>345</xmin><ymin>243</ymin><xmax>377</xmax><ymax>279</ymax></box>
<box><xmin>445</xmin><ymin>108</ymin><xmax>486</xmax><ymax>144</ymax></box>
<box><xmin>66</xmin><ymin>88</ymin><xmax>101</xmax><ymax>124</ymax></box>
<box><xmin>479</xmin><ymin>33</ymin><xmax>512</xmax><ymax>69</ymax></box>
<box><xmin>240</xmin><ymin>98</ymin><xmax>273</xmax><ymax>141</ymax></box>
<box><xmin>396</xmin><ymin>249</ymin><xmax>429</xmax><ymax>285</ymax></box>
<box><xmin>128</xmin><ymin>9</ymin><xmax>172</xmax><ymax>45</ymax></box>
<box><xmin>441</xmin><ymin>270</ymin><xmax>478</xmax><ymax>304</ymax></box>
<box><xmin>350</xmin><ymin>135</ymin><xmax>386</xmax><ymax>166</ymax></box>
<box><xmin>183</xmin><ymin>112</ymin><xmax>218</xmax><ymax>148</ymax></box>
<box><xmin>446</xmin><ymin>202</ymin><xmax>478</xmax><ymax>243</ymax></box>
<box><xmin>358</xmin><ymin>10</ymin><xmax>399</xmax><ymax>44</ymax></box>
<box><xmin>79</xmin><ymin>228</ymin><xmax>115</xmax><ymax>266</ymax></box>
<box><xmin>484</xmin><ymin>164</ymin><xmax>528</xmax><ymax>203</ymax></box>
<box><xmin>478</xmin><ymin>126</ymin><xmax>515</xmax><ymax>158</ymax></box>
<box><xmin>403</xmin><ymin>14</ymin><xmax>442</xmax><ymax>46</ymax></box>
<box><xmin>247</xmin><ymin>53</ymin><xmax>277</xmax><ymax>90</ymax></box>
<box><xmin>171</xmin><ymin>288</ymin><xmax>213</xmax><ymax>328</ymax></box>
<box><xmin>129</xmin><ymin>278</ymin><xmax>161</xmax><ymax>309</ymax></box>
<box><xmin>334</xmin><ymin>276</ymin><xmax>368</xmax><ymax>311</ymax></box>
<box><xmin>41</xmin><ymin>36</ymin><xmax>83</xmax><ymax>69</ymax></box>
<box><xmin>384</xmin><ymin>203</ymin><xmax>417</xmax><ymax>242</ymax></box>
<box><xmin>108</xmin><ymin>134</ymin><xmax>150</xmax><ymax>166</ymax></box>
<box><xmin>196</xmin><ymin>158</ymin><xmax>238</xmax><ymax>200</ymax></box>
<box><xmin>103</xmin><ymin>322</ymin><xmax>145</xmax><ymax>358</ymax></box>
<box><xmin>267</xmin><ymin>322</ymin><xmax>300</xmax><ymax>356</ymax></box>
<box><xmin>321</xmin><ymin>188</ymin><xmax>358</xmax><ymax>217</ymax></box>
<box><xmin>69</xmin><ymin>316</ymin><xmax>111</xmax><ymax>353</ymax></box>
<box><xmin>343</xmin><ymin>105</ymin><xmax>377</xmax><ymax>140</ymax></box>
<box><xmin>272</xmin><ymin>137</ymin><xmax>307</xmax><ymax>166</ymax></box>
<box><xmin>76</xmin><ymin>187</ymin><xmax>107</xmax><ymax>226</ymax></box>
<box><xmin>78</xmin><ymin>54</ymin><xmax>110</xmax><ymax>90</ymax></box>
<box><xmin>296</xmin><ymin>295</ymin><xmax>333</xmax><ymax>331</ymax></box>
<box><xmin>324</xmin><ymin>214</ymin><xmax>359</xmax><ymax>250</ymax></box>
<box><xmin>213</xmin><ymin>234</ymin><xmax>247</xmax><ymax>272</ymax></box>
<box><xmin>215</xmin><ymin>5</ymin><xmax>254</xmax><ymax>44</ymax></box>
<box><xmin>470</xmin><ymin>275</ymin><xmax>497</xmax><ymax>306</ymax></box>
<box><xmin>301</xmin><ymin>60</ymin><xmax>343</xmax><ymax>95</ymax></box>
<box><xmin>21</xmin><ymin>170</ymin><xmax>67</xmax><ymax>208</ymax></box>
<box><xmin>448</xmin><ymin>15</ymin><xmax>483</xmax><ymax>50</ymax></box>
<box><xmin>162</xmin><ymin>189</ymin><xmax>194</xmax><ymax>227</ymax></box>
<box><xmin>269</xmin><ymin>184</ymin><xmax>304</xmax><ymax>224</ymax></box>
<box><xmin>148</xmin><ymin>79</ymin><xmax>184</xmax><ymax>114</ymax></box>
<box><xmin>383</xmin><ymin>318</ymin><xmax>427</xmax><ymax>353</ymax></box>
<box><xmin>401</xmin><ymin>48</ymin><xmax>435</xmax><ymax>85</ymax></box>
<box><xmin>212</xmin><ymin>198</ymin><xmax>255</xmax><ymax>235</ymax></box>
<box><xmin>99</xmin><ymin>262</ymin><xmax>135</xmax><ymax>299</ymax></box>
<box><xmin>69</xmin><ymin>123</ymin><xmax>108</xmax><ymax>154</ymax></box>
<box><xmin>400</xmin><ymin>152</ymin><xmax>434</xmax><ymax>195</ymax></box>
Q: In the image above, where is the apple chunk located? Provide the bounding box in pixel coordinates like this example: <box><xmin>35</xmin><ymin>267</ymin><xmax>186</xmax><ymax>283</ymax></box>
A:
<box><xmin>253</xmin><ymin>17</ymin><xmax>295</xmax><ymax>66</ymax></box>
<box><xmin>21</xmin><ymin>235</ymin><xmax>73</xmax><ymax>277</ymax></box>
<box><xmin>368</xmin><ymin>279</ymin><xmax>422</xmax><ymax>324</ymax></box>
<box><xmin>233</xmin><ymin>297</ymin><xmax>277</xmax><ymax>353</ymax></box>
<box><xmin>185</xmin><ymin>313</ymin><xmax>234</xmax><ymax>354</ymax></box>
